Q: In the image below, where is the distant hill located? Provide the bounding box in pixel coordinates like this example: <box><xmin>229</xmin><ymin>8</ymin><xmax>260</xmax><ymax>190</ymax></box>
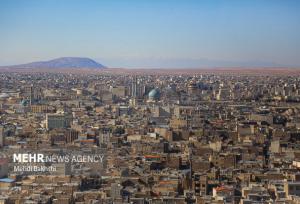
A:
<box><xmin>1</xmin><ymin>57</ymin><xmax>106</xmax><ymax>69</ymax></box>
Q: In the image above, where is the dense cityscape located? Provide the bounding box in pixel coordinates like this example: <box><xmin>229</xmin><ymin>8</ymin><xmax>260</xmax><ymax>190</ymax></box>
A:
<box><xmin>0</xmin><ymin>71</ymin><xmax>300</xmax><ymax>203</ymax></box>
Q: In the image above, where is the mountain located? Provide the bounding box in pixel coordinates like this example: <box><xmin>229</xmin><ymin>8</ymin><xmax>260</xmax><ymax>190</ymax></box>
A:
<box><xmin>2</xmin><ymin>57</ymin><xmax>106</xmax><ymax>69</ymax></box>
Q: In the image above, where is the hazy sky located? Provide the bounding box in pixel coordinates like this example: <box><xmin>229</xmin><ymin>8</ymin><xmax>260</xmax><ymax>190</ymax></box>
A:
<box><xmin>1</xmin><ymin>0</ymin><xmax>300</xmax><ymax>68</ymax></box>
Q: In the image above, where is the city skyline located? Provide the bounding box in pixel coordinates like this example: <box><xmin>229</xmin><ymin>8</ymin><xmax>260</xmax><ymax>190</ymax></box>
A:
<box><xmin>1</xmin><ymin>0</ymin><xmax>300</xmax><ymax>68</ymax></box>
<box><xmin>2</xmin><ymin>1</ymin><xmax>300</xmax><ymax>203</ymax></box>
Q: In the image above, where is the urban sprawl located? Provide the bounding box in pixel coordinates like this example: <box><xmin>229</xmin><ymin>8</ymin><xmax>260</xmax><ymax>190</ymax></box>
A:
<box><xmin>0</xmin><ymin>72</ymin><xmax>300</xmax><ymax>203</ymax></box>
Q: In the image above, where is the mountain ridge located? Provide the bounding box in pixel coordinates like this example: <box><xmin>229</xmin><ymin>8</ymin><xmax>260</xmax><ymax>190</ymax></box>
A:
<box><xmin>0</xmin><ymin>57</ymin><xmax>106</xmax><ymax>69</ymax></box>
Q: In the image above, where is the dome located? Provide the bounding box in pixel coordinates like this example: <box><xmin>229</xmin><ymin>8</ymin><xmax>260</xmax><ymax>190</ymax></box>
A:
<box><xmin>21</xmin><ymin>99</ymin><xmax>29</xmax><ymax>106</ymax></box>
<box><xmin>148</xmin><ymin>89</ymin><xmax>160</xmax><ymax>100</ymax></box>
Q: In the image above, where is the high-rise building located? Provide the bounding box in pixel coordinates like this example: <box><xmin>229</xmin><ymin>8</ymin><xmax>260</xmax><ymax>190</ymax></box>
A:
<box><xmin>46</xmin><ymin>113</ymin><xmax>72</xmax><ymax>130</ymax></box>
<box><xmin>24</xmin><ymin>85</ymin><xmax>43</xmax><ymax>105</ymax></box>
<box><xmin>0</xmin><ymin>126</ymin><xmax>4</xmax><ymax>147</ymax></box>
<box><xmin>24</xmin><ymin>85</ymin><xmax>34</xmax><ymax>105</ymax></box>
<box><xmin>189</xmin><ymin>173</ymin><xmax>208</xmax><ymax>196</ymax></box>
<box><xmin>99</xmin><ymin>128</ymin><xmax>111</xmax><ymax>147</ymax></box>
<box><xmin>65</xmin><ymin>129</ymin><xmax>79</xmax><ymax>143</ymax></box>
<box><xmin>131</xmin><ymin>76</ymin><xmax>138</xmax><ymax>98</ymax></box>
<box><xmin>110</xmin><ymin>86</ymin><xmax>126</xmax><ymax>98</ymax></box>
<box><xmin>110</xmin><ymin>183</ymin><xmax>122</xmax><ymax>199</ymax></box>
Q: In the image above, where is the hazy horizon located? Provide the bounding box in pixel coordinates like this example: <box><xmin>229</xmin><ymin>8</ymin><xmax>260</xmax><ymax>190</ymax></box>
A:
<box><xmin>1</xmin><ymin>56</ymin><xmax>298</xmax><ymax>69</ymax></box>
<box><xmin>1</xmin><ymin>0</ymin><xmax>300</xmax><ymax>68</ymax></box>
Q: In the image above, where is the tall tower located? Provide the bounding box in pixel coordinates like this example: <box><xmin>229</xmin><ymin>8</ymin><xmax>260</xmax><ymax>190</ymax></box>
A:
<box><xmin>131</xmin><ymin>75</ymin><xmax>137</xmax><ymax>98</ymax></box>
<box><xmin>24</xmin><ymin>85</ymin><xmax>34</xmax><ymax>105</ymax></box>
<box><xmin>24</xmin><ymin>84</ymin><xmax>42</xmax><ymax>105</ymax></box>
<box><xmin>99</xmin><ymin>128</ymin><xmax>111</xmax><ymax>147</ymax></box>
<box><xmin>0</xmin><ymin>125</ymin><xmax>4</xmax><ymax>147</ymax></box>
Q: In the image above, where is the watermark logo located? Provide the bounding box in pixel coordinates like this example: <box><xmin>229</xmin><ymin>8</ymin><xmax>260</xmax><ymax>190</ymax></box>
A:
<box><xmin>12</xmin><ymin>153</ymin><xmax>105</xmax><ymax>163</ymax></box>
<box><xmin>1</xmin><ymin>150</ymin><xmax>106</xmax><ymax>176</ymax></box>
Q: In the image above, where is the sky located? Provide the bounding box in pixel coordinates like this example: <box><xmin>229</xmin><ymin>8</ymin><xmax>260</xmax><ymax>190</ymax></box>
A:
<box><xmin>0</xmin><ymin>0</ymin><xmax>300</xmax><ymax>68</ymax></box>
